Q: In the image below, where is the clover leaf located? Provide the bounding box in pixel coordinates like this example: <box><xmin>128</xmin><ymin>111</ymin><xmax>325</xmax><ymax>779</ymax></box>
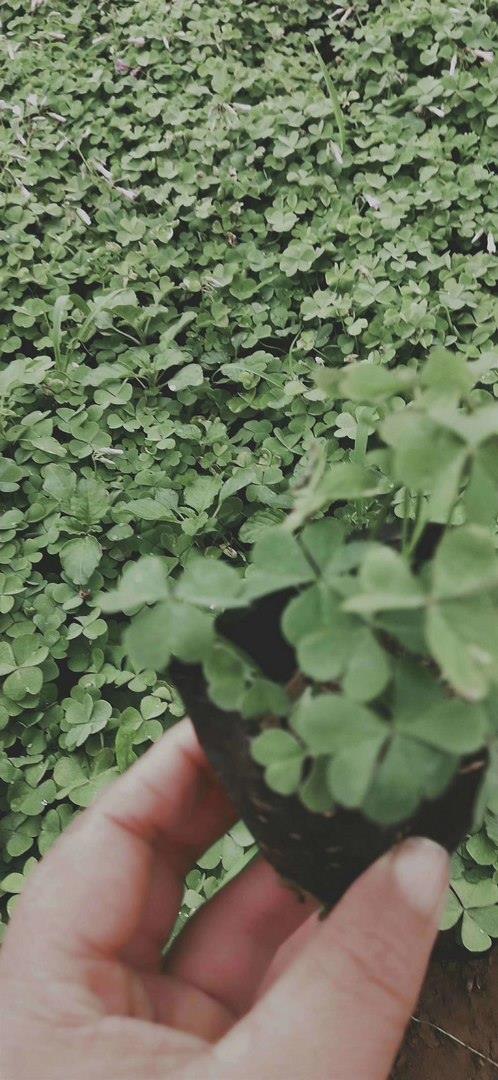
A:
<box><xmin>60</xmin><ymin>537</ymin><xmax>103</xmax><ymax>586</ymax></box>
<box><xmin>60</xmin><ymin>692</ymin><xmax>113</xmax><ymax>751</ymax></box>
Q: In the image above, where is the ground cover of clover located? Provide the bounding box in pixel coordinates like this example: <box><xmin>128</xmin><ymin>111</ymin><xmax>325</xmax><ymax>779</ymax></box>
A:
<box><xmin>0</xmin><ymin>0</ymin><xmax>497</xmax><ymax>949</ymax></box>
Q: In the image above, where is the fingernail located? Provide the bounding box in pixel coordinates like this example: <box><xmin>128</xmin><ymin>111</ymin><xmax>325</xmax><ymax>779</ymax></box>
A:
<box><xmin>391</xmin><ymin>837</ymin><xmax>449</xmax><ymax>917</ymax></box>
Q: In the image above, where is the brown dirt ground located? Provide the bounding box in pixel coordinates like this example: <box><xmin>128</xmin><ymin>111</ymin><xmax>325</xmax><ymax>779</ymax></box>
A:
<box><xmin>392</xmin><ymin>945</ymin><xmax>498</xmax><ymax>1079</ymax></box>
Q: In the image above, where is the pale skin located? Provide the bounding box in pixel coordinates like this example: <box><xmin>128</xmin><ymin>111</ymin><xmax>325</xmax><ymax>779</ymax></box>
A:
<box><xmin>0</xmin><ymin>719</ymin><xmax>449</xmax><ymax>1079</ymax></box>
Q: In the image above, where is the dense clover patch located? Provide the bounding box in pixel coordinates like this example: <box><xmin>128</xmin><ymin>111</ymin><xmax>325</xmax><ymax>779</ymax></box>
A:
<box><xmin>1</xmin><ymin>0</ymin><xmax>497</xmax><ymax>949</ymax></box>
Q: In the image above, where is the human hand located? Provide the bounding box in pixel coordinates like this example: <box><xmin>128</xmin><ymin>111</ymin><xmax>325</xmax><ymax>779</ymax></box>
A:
<box><xmin>0</xmin><ymin>719</ymin><xmax>449</xmax><ymax>1080</ymax></box>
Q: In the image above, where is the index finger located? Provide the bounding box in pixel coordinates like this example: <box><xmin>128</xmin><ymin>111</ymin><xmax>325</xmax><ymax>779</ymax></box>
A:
<box><xmin>2</xmin><ymin>719</ymin><xmax>235</xmax><ymax>979</ymax></box>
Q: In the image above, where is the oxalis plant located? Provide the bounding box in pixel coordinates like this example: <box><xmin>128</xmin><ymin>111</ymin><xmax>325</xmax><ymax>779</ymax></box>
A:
<box><xmin>103</xmin><ymin>345</ymin><xmax>498</xmax><ymax>940</ymax></box>
<box><xmin>1</xmin><ymin>0</ymin><xmax>497</xmax><ymax>956</ymax></box>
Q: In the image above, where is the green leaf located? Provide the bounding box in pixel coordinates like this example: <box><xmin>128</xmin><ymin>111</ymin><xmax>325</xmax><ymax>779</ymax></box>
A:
<box><xmin>287</xmin><ymin>463</ymin><xmax>387</xmax><ymax>528</ymax></box>
<box><xmin>3</xmin><ymin>666</ymin><xmax>44</xmax><ymax>700</ymax></box>
<box><xmin>382</xmin><ymin>411</ymin><xmax>465</xmax><ymax>495</ymax></box>
<box><xmin>460</xmin><ymin>912</ymin><xmax>492</xmax><ymax>952</ymax></box>
<box><xmin>42</xmin><ymin>463</ymin><xmax>77</xmax><ymax>503</ymax></box>
<box><xmin>124</xmin><ymin>602</ymin><xmax>172</xmax><ymax>672</ymax></box>
<box><xmin>204</xmin><ymin>642</ymin><xmax>249</xmax><ymax>710</ymax></box>
<box><xmin>0</xmin><ymin>642</ymin><xmax>16</xmax><ymax>676</ymax></box>
<box><xmin>342</xmin><ymin>629</ymin><xmax>391</xmax><ymax>703</ymax></box>
<box><xmin>440</xmin><ymin>889</ymin><xmax>463</xmax><ymax>931</ymax></box>
<box><xmin>184</xmin><ymin>476</ymin><xmax>221</xmax><ymax>512</ymax></box>
<box><xmin>363</xmin><ymin>736</ymin><xmax>456</xmax><ymax>825</ymax></box>
<box><xmin>168</xmin><ymin>602</ymin><xmax>215</xmax><ymax>663</ymax></box>
<box><xmin>464</xmin><ymin>456</ymin><xmax>498</xmax><ymax>527</ymax></box>
<box><xmin>452</xmin><ymin>878</ymin><xmax>498</xmax><ymax>909</ymax></box>
<box><xmin>283</xmin><ymin>584</ymin><xmax>360</xmax><ymax>681</ymax></box>
<box><xmin>431</xmin><ymin>526</ymin><xmax>498</xmax><ymax>600</ymax></box>
<box><xmin>167</xmin><ymin>363</ymin><xmax>204</xmax><ymax>392</ymax></box>
<box><xmin>197</xmin><ymin>839</ymin><xmax>223</xmax><ymax>871</ymax></box>
<box><xmin>252</xmin><ymin>729</ymin><xmax>303</xmax><ymax>766</ymax></box>
<box><xmin>340</xmin><ymin>363</ymin><xmax>410</xmax><ymax>402</ymax></box>
<box><xmin>125</xmin><ymin>496</ymin><xmax>177</xmax><ymax>522</ymax></box>
<box><xmin>344</xmin><ymin>546</ymin><xmax>424</xmax><ymax>614</ymax></box>
<box><xmin>177</xmin><ymin>558</ymin><xmax>244</xmax><ymax>610</ymax></box>
<box><xmin>241</xmin><ymin>679</ymin><xmax>290</xmax><ymax>719</ymax></box>
<box><xmin>470</xmin><ymin>905</ymin><xmax>498</xmax><ymax>937</ymax></box>
<box><xmin>398</xmin><ymin>699</ymin><xmax>487</xmax><ymax>754</ymax></box>
<box><xmin>421</xmin><ymin>347</ymin><xmax>473</xmax><ymax>399</ymax></box>
<box><xmin>300</xmin><ymin>519</ymin><xmax>346</xmax><ymax>573</ymax></box>
<box><xmin>0</xmin><ymin>872</ymin><xmax>26</xmax><ymax>895</ymax></box>
<box><xmin>13</xmin><ymin>636</ymin><xmax>48</xmax><ymax>668</ymax></box>
<box><xmin>38</xmin><ymin>806</ymin><xmax>74</xmax><ymax>855</ymax></box>
<box><xmin>99</xmin><ymin>556</ymin><xmax>170</xmax><ymax>613</ymax></box>
<box><xmin>60</xmin><ymin>536</ymin><xmax>102</xmax><ymax>585</ymax></box>
<box><xmin>426</xmin><ymin>596</ymin><xmax>498</xmax><ymax>701</ymax></box>
<box><xmin>327</xmin><ymin>736</ymin><xmax>385</xmax><ymax>808</ymax></box>
<box><xmin>245</xmin><ymin>528</ymin><xmax>315</xmax><ymax>600</ymax></box>
<box><xmin>265</xmin><ymin>757</ymin><xmax>304</xmax><ymax>796</ymax></box>
<box><xmin>10</xmin><ymin>779</ymin><xmax>56</xmax><ymax>817</ymax></box>
<box><xmin>292</xmin><ymin>692</ymin><xmax>387</xmax><ymax>754</ymax></box>
<box><xmin>466</xmin><ymin>833</ymin><xmax>497</xmax><ymax>866</ymax></box>
<box><xmin>299</xmin><ymin>758</ymin><xmax>335</xmax><ymax>813</ymax></box>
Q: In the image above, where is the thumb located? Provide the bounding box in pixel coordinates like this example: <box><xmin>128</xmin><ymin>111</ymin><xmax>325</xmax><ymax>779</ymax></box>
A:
<box><xmin>213</xmin><ymin>838</ymin><xmax>449</xmax><ymax>1080</ymax></box>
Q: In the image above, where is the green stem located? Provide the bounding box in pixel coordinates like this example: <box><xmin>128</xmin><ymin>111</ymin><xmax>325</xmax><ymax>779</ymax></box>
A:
<box><xmin>401</xmin><ymin>488</ymin><xmax>411</xmax><ymax>555</ymax></box>
<box><xmin>352</xmin><ymin>423</ymin><xmax>368</xmax><ymax>463</ymax></box>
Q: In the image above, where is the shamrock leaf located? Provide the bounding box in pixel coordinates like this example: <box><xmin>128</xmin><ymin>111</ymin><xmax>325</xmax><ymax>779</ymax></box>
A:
<box><xmin>99</xmin><ymin>556</ymin><xmax>170</xmax><ymax>613</ymax></box>
<box><xmin>177</xmin><ymin>558</ymin><xmax>244</xmax><ymax>609</ymax></box>
<box><xmin>60</xmin><ymin>537</ymin><xmax>102</xmax><ymax>586</ymax></box>
<box><xmin>344</xmin><ymin>545</ymin><xmax>424</xmax><ymax>614</ymax></box>
<box><xmin>252</xmin><ymin>729</ymin><xmax>305</xmax><ymax>796</ymax></box>
<box><xmin>61</xmin><ymin>692</ymin><xmax>112</xmax><ymax>750</ymax></box>
<box><xmin>425</xmin><ymin>528</ymin><xmax>498</xmax><ymax>700</ymax></box>
<box><xmin>1</xmin><ymin>636</ymin><xmax>49</xmax><ymax>703</ymax></box>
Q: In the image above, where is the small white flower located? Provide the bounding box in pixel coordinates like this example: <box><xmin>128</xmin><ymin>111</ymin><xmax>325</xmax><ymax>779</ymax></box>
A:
<box><xmin>95</xmin><ymin>161</ymin><xmax>113</xmax><ymax>181</ymax></box>
<box><xmin>76</xmin><ymin>207</ymin><xmax>92</xmax><ymax>226</ymax></box>
<box><xmin>115</xmin><ymin>186</ymin><xmax>138</xmax><ymax>201</ymax></box>
<box><xmin>339</xmin><ymin>6</ymin><xmax>353</xmax><ymax>25</ymax></box>
<box><xmin>428</xmin><ymin>106</ymin><xmax>445</xmax><ymax>118</ymax></box>
<box><xmin>17</xmin><ymin>181</ymin><xmax>31</xmax><ymax>199</ymax></box>
<box><xmin>487</xmin><ymin>233</ymin><xmax>496</xmax><ymax>255</ymax></box>
<box><xmin>473</xmin><ymin>48</ymin><xmax>494</xmax><ymax>63</ymax></box>
<box><xmin>449</xmin><ymin>53</ymin><xmax>457</xmax><ymax>76</ymax></box>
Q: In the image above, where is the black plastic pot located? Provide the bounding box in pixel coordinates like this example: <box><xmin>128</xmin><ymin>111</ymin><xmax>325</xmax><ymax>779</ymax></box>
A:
<box><xmin>170</xmin><ymin>590</ymin><xmax>485</xmax><ymax>907</ymax></box>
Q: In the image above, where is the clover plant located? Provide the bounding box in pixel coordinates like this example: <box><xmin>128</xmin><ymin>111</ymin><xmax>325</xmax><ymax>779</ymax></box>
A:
<box><xmin>104</xmin><ymin>349</ymin><xmax>498</xmax><ymax>832</ymax></box>
<box><xmin>1</xmin><ymin>0</ymin><xmax>497</xmax><ymax>948</ymax></box>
